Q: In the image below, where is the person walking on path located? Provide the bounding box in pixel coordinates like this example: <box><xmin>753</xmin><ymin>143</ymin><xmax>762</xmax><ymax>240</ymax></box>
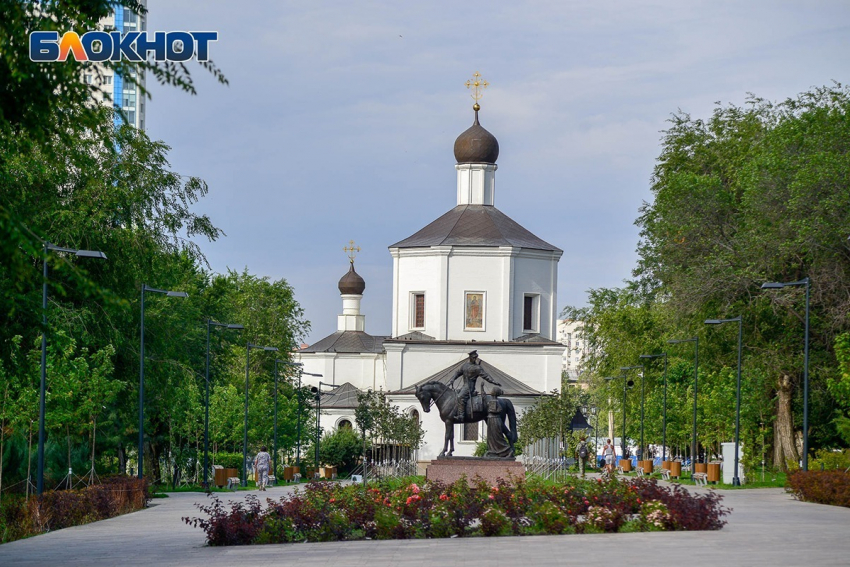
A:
<box><xmin>576</xmin><ymin>436</ymin><xmax>589</xmax><ymax>478</ymax></box>
<box><xmin>253</xmin><ymin>446</ymin><xmax>271</xmax><ymax>491</ymax></box>
<box><xmin>603</xmin><ymin>438</ymin><xmax>616</xmax><ymax>474</ymax></box>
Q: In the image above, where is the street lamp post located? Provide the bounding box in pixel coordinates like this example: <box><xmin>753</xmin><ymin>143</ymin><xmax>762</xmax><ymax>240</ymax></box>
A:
<box><xmin>298</xmin><ymin>370</ymin><xmax>322</xmax><ymax>468</ymax></box>
<box><xmin>244</xmin><ymin>343</ymin><xmax>278</xmax><ymax>487</ymax></box>
<box><xmin>705</xmin><ymin>316</ymin><xmax>743</xmax><ymax>486</ymax></box>
<box><xmin>762</xmin><ymin>278</ymin><xmax>811</xmax><ymax>471</ymax></box>
<box><xmin>37</xmin><ymin>242</ymin><xmax>107</xmax><ymax>495</ymax></box>
<box><xmin>621</xmin><ymin>366</ymin><xmax>642</xmax><ymax>458</ymax></box>
<box><xmin>605</xmin><ymin>375</ymin><xmax>635</xmax><ymax>460</ymax></box>
<box><xmin>639</xmin><ymin>353</ymin><xmax>668</xmax><ymax>461</ymax></box>
<box><xmin>669</xmin><ymin>337</ymin><xmax>699</xmax><ymax>464</ymax></box>
<box><xmin>139</xmin><ymin>284</ymin><xmax>187</xmax><ymax>480</ymax></box>
<box><xmin>203</xmin><ymin>320</ymin><xmax>243</xmax><ymax>488</ymax></box>
<box><xmin>314</xmin><ymin>381</ymin><xmax>339</xmax><ymax>471</ymax></box>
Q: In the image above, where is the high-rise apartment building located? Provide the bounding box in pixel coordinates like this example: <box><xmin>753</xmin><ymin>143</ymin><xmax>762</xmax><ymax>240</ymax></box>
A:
<box><xmin>82</xmin><ymin>2</ymin><xmax>147</xmax><ymax>130</ymax></box>
<box><xmin>557</xmin><ymin>319</ymin><xmax>589</xmax><ymax>383</ymax></box>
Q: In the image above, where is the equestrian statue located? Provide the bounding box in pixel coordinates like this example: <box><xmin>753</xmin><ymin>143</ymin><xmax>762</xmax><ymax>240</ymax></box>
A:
<box><xmin>414</xmin><ymin>351</ymin><xmax>517</xmax><ymax>458</ymax></box>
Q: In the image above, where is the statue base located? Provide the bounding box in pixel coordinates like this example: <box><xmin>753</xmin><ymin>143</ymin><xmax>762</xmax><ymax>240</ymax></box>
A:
<box><xmin>425</xmin><ymin>457</ymin><xmax>525</xmax><ymax>486</ymax></box>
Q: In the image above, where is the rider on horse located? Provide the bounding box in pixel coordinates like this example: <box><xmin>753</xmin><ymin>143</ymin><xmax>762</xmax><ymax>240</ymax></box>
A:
<box><xmin>448</xmin><ymin>350</ymin><xmax>501</xmax><ymax>421</ymax></box>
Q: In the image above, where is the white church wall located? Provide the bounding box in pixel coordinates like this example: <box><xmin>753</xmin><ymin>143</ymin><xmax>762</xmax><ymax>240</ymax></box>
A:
<box><xmin>445</xmin><ymin>249</ymin><xmax>510</xmax><ymax>341</ymax></box>
<box><xmin>295</xmin><ymin>352</ymin><xmax>385</xmax><ymax>391</ymax></box>
<box><xmin>392</xmin><ymin>251</ymin><xmax>446</xmax><ymax>338</ymax></box>
<box><xmin>511</xmin><ymin>251</ymin><xmax>560</xmax><ymax>340</ymax></box>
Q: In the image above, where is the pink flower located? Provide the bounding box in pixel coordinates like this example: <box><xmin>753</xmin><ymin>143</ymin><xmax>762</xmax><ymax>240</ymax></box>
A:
<box><xmin>409</xmin><ymin>483</ymin><xmax>420</xmax><ymax>494</ymax></box>
<box><xmin>439</xmin><ymin>494</ymin><xmax>448</xmax><ymax>501</ymax></box>
<box><xmin>491</xmin><ymin>486</ymin><xmax>499</xmax><ymax>493</ymax></box>
<box><xmin>329</xmin><ymin>498</ymin><xmax>336</xmax><ymax>503</ymax></box>
<box><xmin>488</xmin><ymin>494</ymin><xmax>495</xmax><ymax>500</ymax></box>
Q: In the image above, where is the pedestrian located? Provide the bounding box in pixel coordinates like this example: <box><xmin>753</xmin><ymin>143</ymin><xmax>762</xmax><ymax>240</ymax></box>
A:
<box><xmin>253</xmin><ymin>446</ymin><xmax>271</xmax><ymax>491</ymax></box>
<box><xmin>576</xmin><ymin>436</ymin><xmax>589</xmax><ymax>478</ymax></box>
<box><xmin>603</xmin><ymin>438</ymin><xmax>616</xmax><ymax>474</ymax></box>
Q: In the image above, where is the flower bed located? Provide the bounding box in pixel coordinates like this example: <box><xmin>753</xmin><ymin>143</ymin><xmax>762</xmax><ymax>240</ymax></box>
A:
<box><xmin>183</xmin><ymin>476</ymin><xmax>729</xmax><ymax>545</ymax></box>
<box><xmin>0</xmin><ymin>476</ymin><xmax>150</xmax><ymax>543</ymax></box>
<box><xmin>787</xmin><ymin>470</ymin><xmax>850</xmax><ymax>508</ymax></box>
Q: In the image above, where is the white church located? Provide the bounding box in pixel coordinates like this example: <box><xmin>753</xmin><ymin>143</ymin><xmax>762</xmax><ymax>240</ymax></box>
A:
<box><xmin>295</xmin><ymin>98</ymin><xmax>565</xmax><ymax>464</ymax></box>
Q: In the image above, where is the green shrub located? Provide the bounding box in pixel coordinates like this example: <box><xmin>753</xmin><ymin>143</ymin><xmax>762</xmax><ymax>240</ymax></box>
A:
<box><xmin>212</xmin><ymin>452</ymin><xmax>243</xmax><ymax>470</ymax></box>
<box><xmin>810</xmin><ymin>449</ymin><xmax>850</xmax><ymax>472</ymax></box>
<box><xmin>319</xmin><ymin>427</ymin><xmax>364</xmax><ymax>472</ymax></box>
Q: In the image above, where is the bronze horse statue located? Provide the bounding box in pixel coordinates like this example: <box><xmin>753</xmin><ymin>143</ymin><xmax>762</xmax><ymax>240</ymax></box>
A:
<box><xmin>415</xmin><ymin>381</ymin><xmax>517</xmax><ymax>458</ymax></box>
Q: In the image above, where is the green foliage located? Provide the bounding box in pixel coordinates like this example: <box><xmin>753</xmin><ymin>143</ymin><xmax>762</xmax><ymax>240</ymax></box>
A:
<box><xmin>211</xmin><ymin>452</ymin><xmax>243</xmax><ymax>470</ymax></box>
<box><xmin>809</xmin><ymin>449</ymin><xmax>850</xmax><ymax>472</ymax></box>
<box><xmin>319</xmin><ymin>427</ymin><xmax>365</xmax><ymax>472</ymax></box>
<box><xmin>569</xmin><ymin>84</ymin><xmax>850</xmax><ymax>469</ymax></box>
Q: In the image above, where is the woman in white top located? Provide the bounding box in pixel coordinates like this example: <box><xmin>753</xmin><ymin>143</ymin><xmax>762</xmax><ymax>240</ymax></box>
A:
<box><xmin>603</xmin><ymin>439</ymin><xmax>616</xmax><ymax>473</ymax></box>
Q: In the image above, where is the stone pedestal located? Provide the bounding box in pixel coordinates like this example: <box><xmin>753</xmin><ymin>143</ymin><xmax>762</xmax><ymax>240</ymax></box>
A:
<box><xmin>425</xmin><ymin>456</ymin><xmax>525</xmax><ymax>486</ymax></box>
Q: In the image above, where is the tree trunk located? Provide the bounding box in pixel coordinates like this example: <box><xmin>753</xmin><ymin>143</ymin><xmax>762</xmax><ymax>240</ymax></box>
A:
<box><xmin>774</xmin><ymin>374</ymin><xmax>799</xmax><ymax>470</ymax></box>
<box><xmin>117</xmin><ymin>444</ymin><xmax>126</xmax><ymax>475</ymax></box>
<box><xmin>26</xmin><ymin>421</ymin><xmax>33</xmax><ymax>501</ymax></box>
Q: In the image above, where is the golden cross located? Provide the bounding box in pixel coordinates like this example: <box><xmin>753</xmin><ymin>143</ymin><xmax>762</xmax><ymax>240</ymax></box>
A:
<box><xmin>465</xmin><ymin>72</ymin><xmax>489</xmax><ymax>108</ymax></box>
<box><xmin>343</xmin><ymin>240</ymin><xmax>361</xmax><ymax>263</ymax></box>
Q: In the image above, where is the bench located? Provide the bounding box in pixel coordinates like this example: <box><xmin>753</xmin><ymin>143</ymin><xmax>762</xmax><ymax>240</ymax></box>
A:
<box><xmin>693</xmin><ymin>472</ymin><xmax>708</xmax><ymax>487</ymax></box>
<box><xmin>226</xmin><ymin>477</ymin><xmax>240</xmax><ymax>490</ymax></box>
<box><xmin>267</xmin><ymin>475</ymin><xmax>276</xmax><ymax>487</ymax></box>
<box><xmin>293</xmin><ymin>473</ymin><xmax>301</xmax><ymax>483</ymax></box>
<box><xmin>661</xmin><ymin>468</ymin><xmax>672</xmax><ymax>481</ymax></box>
<box><xmin>636</xmin><ymin>467</ymin><xmax>645</xmax><ymax>478</ymax></box>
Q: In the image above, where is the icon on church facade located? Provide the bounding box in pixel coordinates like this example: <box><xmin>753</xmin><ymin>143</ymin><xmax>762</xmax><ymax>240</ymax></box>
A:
<box><xmin>464</xmin><ymin>292</ymin><xmax>484</xmax><ymax>330</ymax></box>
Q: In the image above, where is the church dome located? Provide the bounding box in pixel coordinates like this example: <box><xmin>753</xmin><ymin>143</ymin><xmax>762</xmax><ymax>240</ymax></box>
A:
<box><xmin>338</xmin><ymin>263</ymin><xmax>365</xmax><ymax>295</ymax></box>
<box><xmin>453</xmin><ymin>110</ymin><xmax>499</xmax><ymax>164</ymax></box>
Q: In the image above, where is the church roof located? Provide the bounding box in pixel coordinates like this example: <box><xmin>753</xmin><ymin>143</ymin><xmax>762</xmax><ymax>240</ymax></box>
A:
<box><xmin>392</xmin><ymin>358</ymin><xmax>543</xmax><ymax>397</ymax></box>
<box><xmin>389</xmin><ymin>205</ymin><xmax>562</xmax><ymax>252</ymax></box>
<box><xmin>300</xmin><ymin>331</ymin><xmax>388</xmax><ymax>354</ymax></box>
<box><xmin>394</xmin><ymin>331</ymin><xmax>436</xmax><ymax>341</ymax></box>
<box><xmin>511</xmin><ymin>333</ymin><xmax>563</xmax><ymax>345</ymax></box>
<box><xmin>320</xmin><ymin>382</ymin><xmax>361</xmax><ymax>409</ymax></box>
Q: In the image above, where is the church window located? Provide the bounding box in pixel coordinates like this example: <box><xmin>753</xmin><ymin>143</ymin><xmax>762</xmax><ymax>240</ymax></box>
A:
<box><xmin>338</xmin><ymin>419</ymin><xmax>352</xmax><ymax>429</ymax></box>
<box><xmin>411</xmin><ymin>293</ymin><xmax>425</xmax><ymax>329</ymax></box>
<box><xmin>523</xmin><ymin>294</ymin><xmax>539</xmax><ymax>332</ymax></box>
<box><xmin>463</xmin><ymin>421</ymin><xmax>478</xmax><ymax>441</ymax></box>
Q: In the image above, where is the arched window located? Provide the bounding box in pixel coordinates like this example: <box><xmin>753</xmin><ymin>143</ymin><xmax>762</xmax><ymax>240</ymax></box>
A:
<box><xmin>410</xmin><ymin>409</ymin><xmax>420</xmax><ymax>423</ymax></box>
<box><xmin>338</xmin><ymin>419</ymin><xmax>352</xmax><ymax>429</ymax></box>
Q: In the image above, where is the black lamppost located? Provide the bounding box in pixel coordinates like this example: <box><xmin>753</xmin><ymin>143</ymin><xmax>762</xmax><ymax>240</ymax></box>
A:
<box><xmin>314</xmin><ymin>381</ymin><xmax>339</xmax><ymax>470</ymax></box>
<box><xmin>298</xmin><ymin>370</ymin><xmax>322</xmax><ymax>468</ymax></box>
<box><xmin>604</xmin><ymin>375</ymin><xmax>635</xmax><ymax>459</ymax></box>
<box><xmin>762</xmin><ymin>277</ymin><xmax>811</xmax><ymax>471</ymax></box>
<box><xmin>668</xmin><ymin>337</ymin><xmax>699</xmax><ymax>464</ymax></box>
<box><xmin>203</xmin><ymin>320</ymin><xmax>243</xmax><ymax>487</ymax></box>
<box><xmin>639</xmin><ymin>353</ymin><xmax>668</xmax><ymax>461</ymax></box>
<box><xmin>705</xmin><ymin>315</ymin><xmax>743</xmax><ymax>486</ymax></box>
<box><xmin>244</xmin><ymin>343</ymin><xmax>278</xmax><ymax>487</ymax></box>
<box><xmin>621</xmin><ymin>365</ymin><xmax>643</xmax><ymax>458</ymax></box>
<box><xmin>37</xmin><ymin>242</ymin><xmax>106</xmax><ymax>495</ymax></box>
<box><xmin>139</xmin><ymin>284</ymin><xmax>187</xmax><ymax>480</ymax></box>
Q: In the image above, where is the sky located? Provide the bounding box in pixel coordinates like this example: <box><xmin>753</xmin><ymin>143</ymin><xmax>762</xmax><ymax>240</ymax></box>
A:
<box><xmin>146</xmin><ymin>0</ymin><xmax>850</xmax><ymax>345</ymax></box>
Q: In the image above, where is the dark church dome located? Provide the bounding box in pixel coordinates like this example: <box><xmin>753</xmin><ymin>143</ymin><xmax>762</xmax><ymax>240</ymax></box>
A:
<box><xmin>453</xmin><ymin>110</ymin><xmax>499</xmax><ymax>164</ymax></box>
<box><xmin>338</xmin><ymin>263</ymin><xmax>365</xmax><ymax>295</ymax></box>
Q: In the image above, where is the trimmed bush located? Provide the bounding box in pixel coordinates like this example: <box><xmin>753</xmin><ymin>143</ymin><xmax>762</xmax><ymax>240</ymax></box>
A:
<box><xmin>184</xmin><ymin>476</ymin><xmax>730</xmax><ymax>545</ymax></box>
<box><xmin>0</xmin><ymin>475</ymin><xmax>149</xmax><ymax>543</ymax></box>
<box><xmin>787</xmin><ymin>470</ymin><xmax>850</xmax><ymax>508</ymax></box>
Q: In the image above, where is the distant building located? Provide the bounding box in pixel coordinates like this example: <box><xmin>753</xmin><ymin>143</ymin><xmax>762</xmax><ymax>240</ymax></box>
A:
<box><xmin>557</xmin><ymin>319</ymin><xmax>588</xmax><ymax>384</ymax></box>
<box><xmin>82</xmin><ymin>2</ymin><xmax>147</xmax><ymax>130</ymax></box>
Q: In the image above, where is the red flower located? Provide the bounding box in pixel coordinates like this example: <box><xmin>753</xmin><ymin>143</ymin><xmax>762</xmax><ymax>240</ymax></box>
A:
<box><xmin>329</xmin><ymin>498</ymin><xmax>336</xmax><ymax>503</ymax></box>
<box><xmin>439</xmin><ymin>494</ymin><xmax>448</xmax><ymax>501</ymax></box>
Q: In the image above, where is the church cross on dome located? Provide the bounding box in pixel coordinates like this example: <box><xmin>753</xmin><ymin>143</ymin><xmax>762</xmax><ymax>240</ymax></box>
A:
<box><xmin>343</xmin><ymin>240</ymin><xmax>361</xmax><ymax>264</ymax></box>
<box><xmin>465</xmin><ymin>72</ymin><xmax>489</xmax><ymax>111</ymax></box>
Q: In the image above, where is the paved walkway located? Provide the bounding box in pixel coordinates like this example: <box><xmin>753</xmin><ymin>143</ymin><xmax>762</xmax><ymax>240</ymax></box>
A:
<box><xmin>1</xmin><ymin>481</ymin><xmax>849</xmax><ymax>566</ymax></box>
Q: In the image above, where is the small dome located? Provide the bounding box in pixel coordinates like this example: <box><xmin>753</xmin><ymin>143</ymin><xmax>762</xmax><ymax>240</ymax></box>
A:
<box><xmin>453</xmin><ymin>110</ymin><xmax>499</xmax><ymax>164</ymax></box>
<box><xmin>338</xmin><ymin>263</ymin><xmax>365</xmax><ymax>295</ymax></box>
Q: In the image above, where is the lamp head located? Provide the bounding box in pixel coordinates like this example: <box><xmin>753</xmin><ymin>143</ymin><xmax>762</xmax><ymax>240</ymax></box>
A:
<box><xmin>761</xmin><ymin>282</ymin><xmax>784</xmax><ymax>289</ymax></box>
<box><xmin>704</xmin><ymin>319</ymin><xmax>722</xmax><ymax>325</ymax></box>
<box><xmin>75</xmin><ymin>250</ymin><xmax>107</xmax><ymax>259</ymax></box>
<box><xmin>166</xmin><ymin>291</ymin><xmax>188</xmax><ymax>298</ymax></box>
<box><xmin>263</xmin><ymin>346</ymin><xmax>279</xmax><ymax>352</ymax></box>
<box><xmin>627</xmin><ymin>380</ymin><xmax>635</xmax><ymax>388</ymax></box>
<box><xmin>227</xmin><ymin>324</ymin><xmax>244</xmax><ymax>330</ymax></box>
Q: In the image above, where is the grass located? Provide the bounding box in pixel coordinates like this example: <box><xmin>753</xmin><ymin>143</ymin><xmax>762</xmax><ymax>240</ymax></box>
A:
<box><xmin>613</xmin><ymin>469</ymin><xmax>787</xmax><ymax>489</ymax></box>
